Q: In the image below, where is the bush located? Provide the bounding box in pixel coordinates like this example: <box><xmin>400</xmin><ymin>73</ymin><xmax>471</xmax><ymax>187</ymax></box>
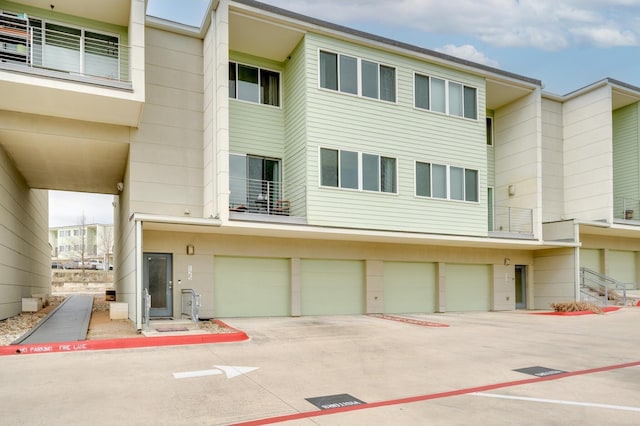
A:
<box><xmin>550</xmin><ymin>301</ymin><xmax>602</xmax><ymax>314</ymax></box>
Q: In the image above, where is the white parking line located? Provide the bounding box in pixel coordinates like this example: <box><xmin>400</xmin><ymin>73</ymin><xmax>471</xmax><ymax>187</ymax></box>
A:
<box><xmin>473</xmin><ymin>392</ymin><xmax>640</xmax><ymax>412</ymax></box>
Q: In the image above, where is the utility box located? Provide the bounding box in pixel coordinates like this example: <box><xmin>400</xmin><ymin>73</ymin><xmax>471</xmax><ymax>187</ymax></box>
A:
<box><xmin>109</xmin><ymin>302</ymin><xmax>128</xmax><ymax>320</ymax></box>
<box><xmin>105</xmin><ymin>290</ymin><xmax>116</xmax><ymax>301</ymax></box>
<box><xmin>22</xmin><ymin>297</ymin><xmax>42</xmax><ymax>312</ymax></box>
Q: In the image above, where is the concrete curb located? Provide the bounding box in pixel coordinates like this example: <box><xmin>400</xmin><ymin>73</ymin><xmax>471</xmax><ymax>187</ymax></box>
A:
<box><xmin>0</xmin><ymin>320</ymin><xmax>248</xmax><ymax>356</ymax></box>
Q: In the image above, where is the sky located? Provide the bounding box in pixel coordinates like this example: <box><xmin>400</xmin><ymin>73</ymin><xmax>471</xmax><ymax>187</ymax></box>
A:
<box><xmin>50</xmin><ymin>0</ymin><xmax>640</xmax><ymax>227</ymax></box>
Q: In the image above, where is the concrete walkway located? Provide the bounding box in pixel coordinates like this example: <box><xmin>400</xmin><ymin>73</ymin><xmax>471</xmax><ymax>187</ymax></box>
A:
<box><xmin>11</xmin><ymin>295</ymin><xmax>93</xmax><ymax>345</ymax></box>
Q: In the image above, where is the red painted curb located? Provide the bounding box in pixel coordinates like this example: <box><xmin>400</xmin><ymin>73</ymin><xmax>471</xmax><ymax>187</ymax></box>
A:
<box><xmin>230</xmin><ymin>359</ymin><xmax>640</xmax><ymax>426</ymax></box>
<box><xmin>0</xmin><ymin>320</ymin><xmax>248</xmax><ymax>356</ymax></box>
<box><xmin>533</xmin><ymin>306</ymin><xmax>621</xmax><ymax>316</ymax></box>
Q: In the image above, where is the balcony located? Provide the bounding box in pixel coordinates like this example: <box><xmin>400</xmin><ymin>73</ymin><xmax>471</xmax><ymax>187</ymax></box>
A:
<box><xmin>229</xmin><ymin>177</ymin><xmax>306</xmax><ymax>223</ymax></box>
<box><xmin>615</xmin><ymin>197</ymin><xmax>640</xmax><ymax>223</ymax></box>
<box><xmin>0</xmin><ymin>11</ymin><xmax>143</xmax><ymax>127</ymax></box>
<box><xmin>490</xmin><ymin>206</ymin><xmax>534</xmax><ymax>238</ymax></box>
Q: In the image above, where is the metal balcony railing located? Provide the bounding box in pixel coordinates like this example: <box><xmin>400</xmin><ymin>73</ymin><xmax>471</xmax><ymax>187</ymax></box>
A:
<box><xmin>229</xmin><ymin>177</ymin><xmax>305</xmax><ymax>217</ymax></box>
<box><xmin>491</xmin><ymin>206</ymin><xmax>533</xmax><ymax>234</ymax></box>
<box><xmin>580</xmin><ymin>267</ymin><xmax>628</xmax><ymax>306</ymax></box>
<box><xmin>614</xmin><ymin>197</ymin><xmax>640</xmax><ymax>221</ymax></box>
<box><xmin>0</xmin><ymin>14</ymin><xmax>130</xmax><ymax>84</ymax></box>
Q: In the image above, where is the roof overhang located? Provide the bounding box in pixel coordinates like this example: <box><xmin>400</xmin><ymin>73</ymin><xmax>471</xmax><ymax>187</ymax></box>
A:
<box><xmin>17</xmin><ymin>0</ymin><xmax>130</xmax><ymax>26</ymax></box>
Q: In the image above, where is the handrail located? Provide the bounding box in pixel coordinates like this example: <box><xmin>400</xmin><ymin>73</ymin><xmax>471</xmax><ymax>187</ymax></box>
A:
<box><xmin>181</xmin><ymin>288</ymin><xmax>201</xmax><ymax>329</ymax></box>
<box><xmin>580</xmin><ymin>267</ymin><xmax>628</xmax><ymax>306</ymax></box>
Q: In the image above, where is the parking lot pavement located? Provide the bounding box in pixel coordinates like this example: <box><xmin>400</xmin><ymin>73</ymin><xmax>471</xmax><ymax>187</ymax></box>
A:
<box><xmin>1</xmin><ymin>308</ymin><xmax>639</xmax><ymax>425</ymax></box>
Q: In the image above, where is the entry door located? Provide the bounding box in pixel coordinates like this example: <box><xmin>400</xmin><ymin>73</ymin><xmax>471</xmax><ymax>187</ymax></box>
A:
<box><xmin>143</xmin><ymin>253</ymin><xmax>173</xmax><ymax>317</ymax></box>
<box><xmin>515</xmin><ymin>265</ymin><xmax>526</xmax><ymax>309</ymax></box>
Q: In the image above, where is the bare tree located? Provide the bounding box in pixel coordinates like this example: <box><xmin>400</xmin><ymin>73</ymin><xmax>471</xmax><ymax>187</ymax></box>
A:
<box><xmin>101</xmin><ymin>225</ymin><xmax>113</xmax><ymax>270</ymax></box>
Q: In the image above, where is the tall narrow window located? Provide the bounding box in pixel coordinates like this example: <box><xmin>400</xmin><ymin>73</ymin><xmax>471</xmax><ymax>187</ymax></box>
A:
<box><xmin>416</xmin><ymin>162</ymin><xmax>431</xmax><ymax>197</ymax></box>
<box><xmin>363</xmin><ymin>153</ymin><xmax>380</xmax><ymax>191</ymax></box>
<box><xmin>339</xmin><ymin>55</ymin><xmax>358</xmax><ymax>94</ymax></box>
<box><xmin>238</xmin><ymin>64</ymin><xmax>259</xmax><ymax>103</ymax></box>
<box><xmin>260</xmin><ymin>69</ymin><xmax>279</xmax><ymax>106</ymax></box>
<box><xmin>432</xmin><ymin>164</ymin><xmax>447</xmax><ymax>198</ymax></box>
<box><xmin>449</xmin><ymin>82</ymin><xmax>463</xmax><ymax>117</ymax></box>
<box><xmin>320</xmin><ymin>148</ymin><xmax>339</xmax><ymax>187</ymax></box>
<box><xmin>465</xmin><ymin>169</ymin><xmax>479</xmax><ymax>202</ymax></box>
<box><xmin>320</xmin><ymin>51</ymin><xmax>338</xmax><ymax>90</ymax></box>
<box><xmin>464</xmin><ymin>86</ymin><xmax>477</xmax><ymax>119</ymax></box>
<box><xmin>229</xmin><ymin>62</ymin><xmax>237</xmax><ymax>98</ymax></box>
<box><xmin>340</xmin><ymin>150</ymin><xmax>359</xmax><ymax>189</ymax></box>
<box><xmin>361</xmin><ymin>60</ymin><xmax>379</xmax><ymax>99</ymax></box>
<box><xmin>415</xmin><ymin>74</ymin><xmax>429</xmax><ymax>109</ymax></box>
<box><xmin>450</xmin><ymin>166</ymin><xmax>464</xmax><ymax>200</ymax></box>
<box><xmin>380</xmin><ymin>156</ymin><xmax>397</xmax><ymax>193</ymax></box>
<box><xmin>431</xmin><ymin>78</ymin><xmax>446</xmax><ymax>113</ymax></box>
<box><xmin>380</xmin><ymin>65</ymin><xmax>396</xmax><ymax>102</ymax></box>
<box><xmin>486</xmin><ymin>117</ymin><xmax>493</xmax><ymax>145</ymax></box>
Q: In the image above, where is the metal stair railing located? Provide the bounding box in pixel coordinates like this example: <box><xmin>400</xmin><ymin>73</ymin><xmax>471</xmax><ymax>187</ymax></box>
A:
<box><xmin>181</xmin><ymin>289</ymin><xmax>201</xmax><ymax>329</ymax></box>
<box><xmin>579</xmin><ymin>267</ymin><xmax>628</xmax><ymax>306</ymax></box>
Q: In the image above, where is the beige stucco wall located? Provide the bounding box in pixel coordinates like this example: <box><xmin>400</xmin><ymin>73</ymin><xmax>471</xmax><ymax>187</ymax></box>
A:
<box><xmin>128</xmin><ymin>27</ymin><xmax>204</xmax><ymax>218</ymax></box>
<box><xmin>494</xmin><ymin>90</ymin><xmax>543</xmax><ymax>237</ymax></box>
<box><xmin>541</xmin><ymin>97</ymin><xmax>565</xmax><ymax>222</ymax></box>
<box><xmin>142</xmin><ymin>228</ymin><xmax>543</xmax><ymax>317</ymax></box>
<box><xmin>0</xmin><ymin>145</ymin><xmax>50</xmax><ymax>320</ymax></box>
<box><xmin>563</xmin><ymin>85</ymin><xmax>614</xmax><ymax>221</ymax></box>
<box><xmin>533</xmin><ymin>247</ymin><xmax>576</xmax><ymax>309</ymax></box>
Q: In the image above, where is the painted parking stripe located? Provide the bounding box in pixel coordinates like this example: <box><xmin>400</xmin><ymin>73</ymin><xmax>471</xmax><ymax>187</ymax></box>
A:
<box><xmin>173</xmin><ymin>369</ymin><xmax>223</xmax><ymax>379</ymax></box>
<box><xmin>229</xmin><ymin>360</ymin><xmax>640</xmax><ymax>426</ymax></box>
<box><xmin>474</xmin><ymin>392</ymin><xmax>640</xmax><ymax>412</ymax></box>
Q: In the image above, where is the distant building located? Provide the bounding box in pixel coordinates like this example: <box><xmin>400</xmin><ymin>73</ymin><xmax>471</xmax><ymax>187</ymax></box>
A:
<box><xmin>49</xmin><ymin>224</ymin><xmax>114</xmax><ymax>266</ymax></box>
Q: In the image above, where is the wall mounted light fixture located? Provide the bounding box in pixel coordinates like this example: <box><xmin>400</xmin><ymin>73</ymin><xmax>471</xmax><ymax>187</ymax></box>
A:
<box><xmin>186</xmin><ymin>244</ymin><xmax>195</xmax><ymax>255</ymax></box>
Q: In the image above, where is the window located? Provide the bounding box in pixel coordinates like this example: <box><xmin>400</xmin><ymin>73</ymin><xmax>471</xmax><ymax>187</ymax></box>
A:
<box><xmin>229</xmin><ymin>62</ymin><xmax>280</xmax><ymax>106</ymax></box>
<box><xmin>320</xmin><ymin>148</ymin><xmax>397</xmax><ymax>193</ymax></box>
<box><xmin>319</xmin><ymin>50</ymin><xmax>396</xmax><ymax>102</ymax></box>
<box><xmin>414</xmin><ymin>73</ymin><xmax>477</xmax><ymax>119</ymax></box>
<box><xmin>486</xmin><ymin>117</ymin><xmax>493</xmax><ymax>145</ymax></box>
<box><xmin>415</xmin><ymin>161</ymin><xmax>478</xmax><ymax>202</ymax></box>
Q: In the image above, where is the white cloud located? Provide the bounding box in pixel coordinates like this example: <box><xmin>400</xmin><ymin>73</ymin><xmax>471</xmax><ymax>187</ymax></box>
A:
<box><xmin>435</xmin><ymin>44</ymin><xmax>500</xmax><ymax>68</ymax></box>
<box><xmin>259</xmin><ymin>0</ymin><xmax>640</xmax><ymax>50</ymax></box>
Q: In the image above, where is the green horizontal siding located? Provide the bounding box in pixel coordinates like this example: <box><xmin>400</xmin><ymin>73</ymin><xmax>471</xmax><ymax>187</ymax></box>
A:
<box><xmin>229</xmin><ymin>51</ymin><xmax>285</xmax><ymax>159</ymax></box>
<box><xmin>613</xmin><ymin>103</ymin><xmax>640</xmax><ymax>213</ymax></box>
<box><xmin>303</xmin><ymin>33</ymin><xmax>488</xmax><ymax>236</ymax></box>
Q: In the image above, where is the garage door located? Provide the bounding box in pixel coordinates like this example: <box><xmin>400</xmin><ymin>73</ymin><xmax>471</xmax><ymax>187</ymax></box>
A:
<box><xmin>301</xmin><ymin>259</ymin><xmax>364</xmax><ymax>315</ymax></box>
<box><xmin>608</xmin><ymin>250</ymin><xmax>636</xmax><ymax>288</ymax></box>
<box><xmin>384</xmin><ymin>261</ymin><xmax>436</xmax><ymax>313</ymax></box>
<box><xmin>214</xmin><ymin>257</ymin><xmax>290</xmax><ymax>317</ymax></box>
<box><xmin>446</xmin><ymin>264</ymin><xmax>491</xmax><ymax>311</ymax></box>
<box><xmin>580</xmin><ymin>249</ymin><xmax>601</xmax><ymax>273</ymax></box>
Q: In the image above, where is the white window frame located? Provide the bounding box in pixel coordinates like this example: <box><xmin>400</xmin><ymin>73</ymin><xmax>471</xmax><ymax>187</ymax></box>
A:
<box><xmin>413</xmin><ymin>72</ymin><xmax>478</xmax><ymax>120</ymax></box>
<box><xmin>319</xmin><ymin>147</ymin><xmax>398</xmax><ymax>194</ymax></box>
<box><xmin>229</xmin><ymin>61</ymin><xmax>282</xmax><ymax>108</ymax></box>
<box><xmin>414</xmin><ymin>160</ymin><xmax>479</xmax><ymax>203</ymax></box>
<box><xmin>318</xmin><ymin>49</ymin><xmax>397</xmax><ymax>103</ymax></box>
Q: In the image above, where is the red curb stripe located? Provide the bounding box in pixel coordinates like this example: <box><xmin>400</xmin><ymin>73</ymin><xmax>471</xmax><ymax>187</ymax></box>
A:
<box><xmin>230</xmin><ymin>360</ymin><xmax>640</xmax><ymax>426</ymax></box>
<box><xmin>0</xmin><ymin>319</ymin><xmax>248</xmax><ymax>356</ymax></box>
<box><xmin>369</xmin><ymin>314</ymin><xmax>449</xmax><ymax>327</ymax></box>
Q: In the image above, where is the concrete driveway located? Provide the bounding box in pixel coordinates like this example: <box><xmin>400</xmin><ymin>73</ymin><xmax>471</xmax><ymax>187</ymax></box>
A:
<box><xmin>1</xmin><ymin>309</ymin><xmax>640</xmax><ymax>425</ymax></box>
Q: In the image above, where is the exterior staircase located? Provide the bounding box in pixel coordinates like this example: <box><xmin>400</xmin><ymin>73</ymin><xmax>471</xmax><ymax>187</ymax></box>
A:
<box><xmin>580</xmin><ymin>267</ymin><xmax>634</xmax><ymax>306</ymax></box>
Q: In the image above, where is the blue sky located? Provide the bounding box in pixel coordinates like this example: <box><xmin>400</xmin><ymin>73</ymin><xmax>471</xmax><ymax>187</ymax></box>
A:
<box><xmin>147</xmin><ymin>0</ymin><xmax>640</xmax><ymax>95</ymax></box>
<box><xmin>51</xmin><ymin>0</ymin><xmax>640</xmax><ymax>226</ymax></box>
